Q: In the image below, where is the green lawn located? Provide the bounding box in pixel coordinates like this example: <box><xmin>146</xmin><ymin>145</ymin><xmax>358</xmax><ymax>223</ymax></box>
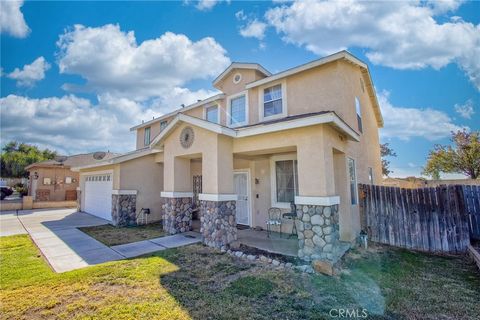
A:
<box><xmin>1</xmin><ymin>235</ymin><xmax>479</xmax><ymax>319</ymax></box>
<box><xmin>79</xmin><ymin>222</ymin><xmax>166</xmax><ymax>246</ymax></box>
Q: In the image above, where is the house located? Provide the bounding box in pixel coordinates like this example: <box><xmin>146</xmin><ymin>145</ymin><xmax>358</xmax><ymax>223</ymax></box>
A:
<box><xmin>26</xmin><ymin>152</ymin><xmax>117</xmax><ymax>202</ymax></box>
<box><xmin>72</xmin><ymin>51</ymin><xmax>383</xmax><ymax>262</ymax></box>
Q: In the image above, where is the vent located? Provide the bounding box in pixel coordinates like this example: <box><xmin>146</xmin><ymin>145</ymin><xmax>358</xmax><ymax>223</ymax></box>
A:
<box><xmin>54</xmin><ymin>156</ymin><xmax>68</xmax><ymax>163</ymax></box>
<box><xmin>93</xmin><ymin>151</ymin><xmax>107</xmax><ymax>160</ymax></box>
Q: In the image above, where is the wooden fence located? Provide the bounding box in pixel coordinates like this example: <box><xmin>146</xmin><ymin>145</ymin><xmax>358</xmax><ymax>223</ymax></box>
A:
<box><xmin>359</xmin><ymin>184</ymin><xmax>480</xmax><ymax>253</ymax></box>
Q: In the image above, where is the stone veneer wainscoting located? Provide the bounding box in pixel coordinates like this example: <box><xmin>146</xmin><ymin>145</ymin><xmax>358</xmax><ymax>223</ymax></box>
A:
<box><xmin>76</xmin><ymin>189</ymin><xmax>81</xmax><ymax>212</ymax></box>
<box><xmin>200</xmin><ymin>200</ymin><xmax>237</xmax><ymax>249</ymax></box>
<box><xmin>112</xmin><ymin>194</ymin><xmax>137</xmax><ymax>226</ymax></box>
<box><xmin>296</xmin><ymin>204</ymin><xmax>340</xmax><ymax>262</ymax></box>
<box><xmin>161</xmin><ymin>197</ymin><xmax>193</xmax><ymax>234</ymax></box>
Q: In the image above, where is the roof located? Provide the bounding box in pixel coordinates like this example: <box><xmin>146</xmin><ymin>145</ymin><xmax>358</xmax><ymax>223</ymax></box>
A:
<box><xmin>70</xmin><ymin>148</ymin><xmax>161</xmax><ymax>171</ymax></box>
<box><xmin>149</xmin><ymin>111</ymin><xmax>360</xmax><ymax>148</ymax></box>
<box><xmin>129</xmin><ymin>93</ymin><xmax>225</xmax><ymax>131</ymax></box>
<box><xmin>212</xmin><ymin>62</ymin><xmax>271</xmax><ymax>87</ymax></box>
<box><xmin>26</xmin><ymin>152</ymin><xmax>119</xmax><ymax>170</ymax></box>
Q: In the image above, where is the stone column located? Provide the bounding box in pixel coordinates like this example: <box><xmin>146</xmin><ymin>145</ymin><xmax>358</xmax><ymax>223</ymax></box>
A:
<box><xmin>111</xmin><ymin>190</ymin><xmax>137</xmax><ymax>226</ymax></box>
<box><xmin>161</xmin><ymin>194</ymin><xmax>193</xmax><ymax>234</ymax></box>
<box><xmin>199</xmin><ymin>196</ymin><xmax>237</xmax><ymax>249</ymax></box>
<box><xmin>295</xmin><ymin>198</ymin><xmax>340</xmax><ymax>262</ymax></box>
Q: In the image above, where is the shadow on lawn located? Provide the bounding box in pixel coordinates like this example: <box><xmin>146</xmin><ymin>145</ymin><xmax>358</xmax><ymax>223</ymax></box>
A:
<box><xmin>153</xmin><ymin>244</ymin><xmax>480</xmax><ymax>320</ymax></box>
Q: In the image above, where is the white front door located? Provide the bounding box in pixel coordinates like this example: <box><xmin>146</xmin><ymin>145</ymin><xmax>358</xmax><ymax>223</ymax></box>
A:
<box><xmin>84</xmin><ymin>174</ymin><xmax>113</xmax><ymax>221</ymax></box>
<box><xmin>31</xmin><ymin>179</ymin><xmax>37</xmax><ymax>200</ymax></box>
<box><xmin>234</xmin><ymin>172</ymin><xmax>250</xmax><ymax>226</ymax></box>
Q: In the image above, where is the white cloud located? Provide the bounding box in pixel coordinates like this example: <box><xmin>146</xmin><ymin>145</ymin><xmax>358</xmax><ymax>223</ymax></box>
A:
<box><xmin>235</xmin><ymin>10</ymin><xmax>246</xmax><ymax>21</ymax></box>
<box><xmin>378</xmin><ymin>91</ymin><xmax>467</xmax><ymax>141</ymax></box>
<box><xmin>0</xmin><ymin>0</ymin><xmax>30</xmax><ymax>38</ymax></box>
<box><xmin>190</xmin><ymin>0</ymin><xmax>229</xmax><ymax>11</ymax></box>
<box><xmin>239</xmin><ymin>19</ymin><xmax>267</xmax><ymax>40</ymax></box>
<box><xmin>265</xmin><ymin>0</ymin><xmax>480</xmax><ymax>90</ymax></box>
<box><xmin>0</xmin><ymin>94</ymin><xmax>154</xmax><ymax>154</ymax></box>
<box><xmin>56</xmin><ymin>24</ymin><xmax>231</xmax><ymax>101</ymax></box>
<box><xmin>7</xmin><ymin>56</ymin><xmax>51</xmax><ymax>87</ymax></box>
<box><xmin>454</xmin><ymin>99</ymin><xmax>475</xmax><ymax>119</ymax></box>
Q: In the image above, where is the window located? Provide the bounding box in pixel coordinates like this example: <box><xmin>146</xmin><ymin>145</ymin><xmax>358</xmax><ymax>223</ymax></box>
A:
<box><xmin>160</xmin><ymin>121</ymin><xmax>168</xmax><ymax>131</ymax></box>
<box><xmin>144</xmin><ymin>127</ymin><xmax>151</xmax><ymax>146</ymax></box>
<box><xmin>65</xmin><ymin>177</ymin><xmax>72</xmax><ymax>184</ymax></box>
<box><xmin>355</xmin><ymin>97</ymin><xmax>362</xmax><ymax>133</ymax></box>
<box><xmin>206</xmin><ymin>105</ymin><xmax>219</xmax><ymax>123</ymax></box>
<box><xmin>229</xmin><ymin>95</ymin><xmax>246</xmax><ymax>126</ymax></box>
<box><xmin>348</xmin><ymin>158</ymin><xmax>358</xmax><ymax>205</ymax></box>
<box><xmin>275</xmin><ymin>159</ymin><xmax>299</xmax><ymax>203</ymax></box>
<box><xmin>368</xmin><ymin>167</ymin><xmax>374</xmax><ymax>184</ymax></box>
<box><xmin>263</xmin><ymin>84</ymin><xmax>283</xmax><ymax>117</ymax></box>
<box><xmin>43</xmin><ymin>178</ymin><xmax>51</xmax><ymax>185</ymax></box>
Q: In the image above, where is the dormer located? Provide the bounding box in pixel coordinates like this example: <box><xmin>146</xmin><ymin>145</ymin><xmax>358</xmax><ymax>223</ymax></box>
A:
<box><xmin>213</xmin><ymin>62</ymin><xmax>271</xmax><ymax>96</ymax></box>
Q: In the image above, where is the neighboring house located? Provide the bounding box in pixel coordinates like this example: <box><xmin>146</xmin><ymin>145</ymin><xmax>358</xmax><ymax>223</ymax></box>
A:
<box><xmin>73</xmin><ymin>51</ymin><xmax>383</xmax><ymax>262</ymax></box>
<box><xmin>383</xmin><ymin>177</ymin><xmax>480</xmax><ymax>189</ymax></box>
<box><xmin>26</xmin><ymin>152</ymin><xmax>117</xmax><ymax>202</ymax></box>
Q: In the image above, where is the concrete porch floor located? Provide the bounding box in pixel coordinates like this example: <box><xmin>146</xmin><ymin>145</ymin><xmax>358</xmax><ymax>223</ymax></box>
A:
<box><xmin>236</xmin><ymin>228</ymin><xmax>298</xmax><ymax>257</ymax></box>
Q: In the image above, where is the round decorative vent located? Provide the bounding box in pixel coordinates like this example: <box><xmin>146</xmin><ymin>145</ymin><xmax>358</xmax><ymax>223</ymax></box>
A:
<box><xmin>180</xmin><ymin>126</ymin><xmax>195</xmax><ymax>149</ymax></box>
<box><xmin>233</xmin><ymin>73</ymin><xmax>242</xmax><ymax>84</ymax></box>
<box><xmin>93</xmin><ymin>151</ymin><xmax>107</xmax><ymax>160</ymax></box>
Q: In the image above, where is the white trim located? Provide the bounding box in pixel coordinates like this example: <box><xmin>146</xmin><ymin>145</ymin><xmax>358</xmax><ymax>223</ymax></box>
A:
<box><xmin>76</xmin><ymin>187</ymin><xmax>81</xmax><ymax>191</ymax></box>
<box><xmin>129</xmin><ymin>93</ymin><xmax>226</xmax><ymax>131</ymax></box>
<box><xmin>237</xmin><ymin>112</ymin><xmax>360</xmax><ymax>142</ymax></box>
<box><xmin>227</xmin><ymin>90</ymin><xmax>249</xmax><ymax>128</ymax></box>
<box><xmin>204</xmin><ymin>103</ymin><xmax>220</xmax><ymax>124</ymax></box>
<box><xmin>270</xmin><ymin>154</ymin><xmax>298</xmax><ymax>209</ymax></box>
<box><xmin>213</xmin><ymin>62</ymin><xmax>271</xmax><ymax>86</ymax></box>
<box><xmin>79</xmin><ymin>169</ymin><xmax>113</xmax><ymax>176</ymax></box>
<box><xmin>258</xmin><ymin>79</ymin><xmax>288</xmax><ymax>122</ymax></box>
<box><xmin>112</xmin><ymin>189</ymin><xmax>137</xmax><ymax>195</ymax></box>
<box><xmin>198</xmin><ymin>193</ymin><xmax>238</xmax><ymax>201</ymax></box>
<box><xmin>294</xmin><ymin>196</ymin><xmax>340</xmax><ymax>206</ymax></box>
<box><xmin>160</xmin><ymin>191</ymin><xmax>193</xmax><ymax>198</ymax></box>
<box><xmin>347</xmin><ymin>157</ymin><xmax>359</xmax><ymax>205</ymax></box>
<box><xmin>72</xmin><ymin>149</ymin><xmax>161</xmax><ymax>171</ymax></box>
<box><xmin>234</xmin><ymin>169</ymin><xmax>253</xmax><ymax>227</ymax></box>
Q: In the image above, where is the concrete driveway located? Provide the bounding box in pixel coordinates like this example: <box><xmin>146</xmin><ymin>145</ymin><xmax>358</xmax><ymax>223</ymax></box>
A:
<box><xmin>0</xmin><ymin>208</ymin><xmax>123</xmax><ymax>272</ymax></box>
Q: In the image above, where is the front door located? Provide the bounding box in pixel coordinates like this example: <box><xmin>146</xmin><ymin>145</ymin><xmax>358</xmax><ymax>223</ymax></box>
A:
<box><xmin>234</xmin><ymin>172</ymin><xmax>250</xmax><ymax>226</ymax></box>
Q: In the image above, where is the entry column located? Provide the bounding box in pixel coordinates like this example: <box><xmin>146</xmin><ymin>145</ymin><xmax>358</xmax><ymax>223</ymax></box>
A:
<box><xmin>160</xmin><ymin>155</ymin><xmax>193</xmax><ymax>234</ymax></box>
<box><xmin>199</xmin><ymin>136</ymin><xmax>237</xmax><ymax>249</ymax></box>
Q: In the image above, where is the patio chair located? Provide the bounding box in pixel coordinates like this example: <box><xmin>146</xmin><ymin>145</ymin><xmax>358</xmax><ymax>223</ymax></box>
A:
<box><xmin>266</xmin><ymin>207</ymin><xmax>283</xmax><ymax>238</ymax></box>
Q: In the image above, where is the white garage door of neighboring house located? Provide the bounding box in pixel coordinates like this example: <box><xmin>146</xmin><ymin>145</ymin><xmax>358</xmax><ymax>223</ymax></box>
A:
<box><xmin>84</xmin><ymin>174</ymin><xmax>113</xmax><ymax>221</ymax></box>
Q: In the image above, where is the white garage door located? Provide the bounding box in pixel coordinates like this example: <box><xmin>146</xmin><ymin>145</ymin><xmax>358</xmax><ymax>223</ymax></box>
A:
<box><xmin>84</xmin><ymin>174</ymin><xmax>113</xmax><ymax>221</ymax></box>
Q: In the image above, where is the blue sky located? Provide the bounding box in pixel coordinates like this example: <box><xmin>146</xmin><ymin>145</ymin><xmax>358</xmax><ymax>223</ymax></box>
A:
<box><xmin>1</xmin><ymin>0</ymin><xmax>479</xmax><ymax>179</ymax></box>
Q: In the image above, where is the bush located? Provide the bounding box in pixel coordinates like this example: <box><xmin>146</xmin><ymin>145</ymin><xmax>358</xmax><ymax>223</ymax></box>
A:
<box><xmin>13</xmin><ymin>183</ymin><xmax>28</xmax><ymax>197</ymax></box>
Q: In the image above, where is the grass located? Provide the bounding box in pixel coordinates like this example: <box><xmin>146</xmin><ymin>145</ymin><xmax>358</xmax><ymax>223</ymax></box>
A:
<box><xmin>1</xmin><ymin>235</ymin><xmax>479</xmax><ymax>319</ymax></box>
<box><xmin>79</xmin><ymin>222</ymin><xmax>166</xmax><ymax>246</ymax></box>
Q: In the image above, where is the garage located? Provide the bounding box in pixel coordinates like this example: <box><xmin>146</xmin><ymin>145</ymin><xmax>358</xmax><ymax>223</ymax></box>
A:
<box><xmin>84</xmin><ymin>173</ymin><xmax>113</xmax><ymax>221</ymax></box>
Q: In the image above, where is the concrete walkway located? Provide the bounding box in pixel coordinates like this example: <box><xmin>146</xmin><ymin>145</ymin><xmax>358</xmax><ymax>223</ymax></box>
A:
<box><xmin>0</xmin><ymin>208</ymin><xmax>201</xmax><ymax>273</ymax></box>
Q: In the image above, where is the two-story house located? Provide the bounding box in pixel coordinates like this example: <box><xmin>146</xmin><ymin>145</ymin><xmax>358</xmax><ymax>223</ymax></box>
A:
<box><xmin>73</xmin><ymin>50</ymin><xmax>383</xmax><ymax>262</ymax></box>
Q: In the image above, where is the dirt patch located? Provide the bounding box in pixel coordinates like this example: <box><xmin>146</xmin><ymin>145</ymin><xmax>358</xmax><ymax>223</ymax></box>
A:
<box><xmin>237</xmin><ymin>243</ymin><xmax>302</xmax><ymax>265</ymax></box>
<box><xmin>79</xmin><ymin>222</ymin><xmax>166</xmax><ymax>246</ymax></box>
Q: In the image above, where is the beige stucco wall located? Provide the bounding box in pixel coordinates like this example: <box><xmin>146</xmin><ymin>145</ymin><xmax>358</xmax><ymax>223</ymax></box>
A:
<box><xmin>119</xmin><ymin>154</ymin><xmax>163</xmax><ymax>222</ymax></box>
<box><xmin>28</xmin><ymin>167</ymin><xmax>79</xmax><ymax>201</ymax></box>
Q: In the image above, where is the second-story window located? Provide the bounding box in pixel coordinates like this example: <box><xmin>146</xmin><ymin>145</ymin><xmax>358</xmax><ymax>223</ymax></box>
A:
<box><xmin>144</xmin><ymin>127</ymin><xmax>151</xmax><ymax>146</ymax></box>
<box><xmin>160</xmin><ymin>120</ymin><xmax>168</xmax><ymax>131</ymax></box>
<box><xmin>206</xmin><ymin>105</ymin><xmax>219</xmax><ymax>123</ymax></box>
<box><xmin>355</xmin><ymin>97</ymin><xmax>363</xmax><ymax>133</ymax></box>
<box><xmin>263</xmin><ymin>84</ymin><xmax>283</xmax><ymax>117</ymax></box>
<box><xmin>229</xmin><ymin>95</ymin><xmax>246</xmax><ymax>126</ymax></box>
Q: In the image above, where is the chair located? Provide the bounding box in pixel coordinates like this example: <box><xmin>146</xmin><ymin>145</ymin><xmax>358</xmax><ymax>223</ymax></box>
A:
<box><xmin>266</xmin><ymin>207</ymin><xmax>283</xmax><ymax>238</ymax></box>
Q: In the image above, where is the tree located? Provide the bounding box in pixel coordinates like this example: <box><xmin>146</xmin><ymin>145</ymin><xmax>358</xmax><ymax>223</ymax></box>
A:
<box><xmin>380</xmin><ymin>143</ymin><xmax>397</xmax><ymax>176</ymax></box>
<box><xmin>0</xmin><ymin>141</ymin><xmax>57</xmax><ymax>178</ymax></box>
<box><xmin>423</xmin><ymin>130</ymin><xmax>480</xmax><ymax>179</ymax></box>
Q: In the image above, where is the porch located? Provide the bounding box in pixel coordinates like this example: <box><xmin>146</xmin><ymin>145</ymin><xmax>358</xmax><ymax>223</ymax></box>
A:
<box><xmin>236</xmin><ymin>228</ymin><xmax>298</xmax><ymax>257</ymax></box>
